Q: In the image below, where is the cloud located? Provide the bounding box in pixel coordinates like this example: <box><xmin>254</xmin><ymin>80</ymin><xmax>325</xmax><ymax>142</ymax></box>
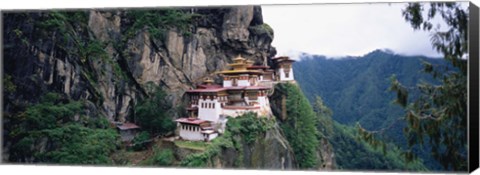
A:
<box><xmin>262</xmin><ymin>3</ymin><xmax>446</xmax><ymax>58</ymax></box>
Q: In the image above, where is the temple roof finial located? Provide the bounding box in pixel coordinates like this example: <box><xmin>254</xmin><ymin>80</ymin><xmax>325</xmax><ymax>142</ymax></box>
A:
<box><xmin>203</xmin><ymin>77</ymin><xmax>214</xmax><ymax>85</ymax></box>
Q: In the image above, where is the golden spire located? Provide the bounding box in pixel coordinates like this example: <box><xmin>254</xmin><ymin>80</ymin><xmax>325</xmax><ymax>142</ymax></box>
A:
<box><xmin>203</xmin><ymin>77</ymin><xmax>214</xmax><ymax>85</ymax></box>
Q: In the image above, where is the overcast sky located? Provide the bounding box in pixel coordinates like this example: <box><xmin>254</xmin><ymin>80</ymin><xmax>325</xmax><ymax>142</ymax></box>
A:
<box><xmin>262</xmin><ymin>3</ymin><xmax>452</xmax><ymax>59</ymax></box>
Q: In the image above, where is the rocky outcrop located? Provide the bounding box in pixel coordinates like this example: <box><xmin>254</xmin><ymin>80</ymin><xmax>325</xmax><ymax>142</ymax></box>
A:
<box><xmin>216</xmin><ymin>124</ymin><xmax>297</xmax><ymax>169</ymax></box>
<box><xmin>175</xmin><ymin>123</ymin><xmax>297</xmax><ymax>169</ymax></box>
<box><xmin>243</xmin><ymin>124</ymin><xmax>296</xmax><ymax>169</ymax></box>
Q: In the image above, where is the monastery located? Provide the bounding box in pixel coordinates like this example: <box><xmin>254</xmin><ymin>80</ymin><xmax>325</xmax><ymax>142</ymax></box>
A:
<box><xmin>175</xmin><ymin>55</ymin><xmax>296</xmax><ymax>141</ymax></box>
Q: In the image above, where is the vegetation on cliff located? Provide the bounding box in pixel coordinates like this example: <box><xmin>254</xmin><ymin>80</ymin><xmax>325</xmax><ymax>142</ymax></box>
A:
<box><xmin>271</xmin><ymin>82</ymin><xmax>427</xmax><ymax>171</ymax></box>
<box><xmin>134</xmin><ymin>82</ymin><xmax>176</xmax><ymax>135</ymax></box>
<box><xmin>124</xmin><ymin>9</ymin><xmax>199</xmax><ymax>40</ymax></box>
<box><xmin>179</xmin><ymin>112</ymin><xmax>276</xmax><ymax>168</ymax></box>
<box><xmin>5</xmin><ymin>93</ymin><xmax>119</xmax><ymax>164</ymax></box>
<box><xmin>272</xmin><ymin>83</ymin><xmax>320</xmax><ymax>169</ymax></box>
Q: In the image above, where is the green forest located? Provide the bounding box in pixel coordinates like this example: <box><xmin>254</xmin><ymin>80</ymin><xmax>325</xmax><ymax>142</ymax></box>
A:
<box><xmin>271</xmin><ymin>83</ymin><xmax>427</xmax><ymax>171</ymax></box>
<box><xmin>293</xmin><ymin>50</ymin><xmax>450</xmax><ymax>170</ymax></box>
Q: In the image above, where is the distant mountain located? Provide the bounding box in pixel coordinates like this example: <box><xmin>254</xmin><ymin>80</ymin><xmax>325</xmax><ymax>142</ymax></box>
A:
<box><xmin>293</xmin><ymin>49</ymin><xmax>448</xmax><ymax>170</ymax></box>
<box><xmin>294</xmin><ymin>49</ymin><xmax>445</xmax><ymax>129</ymax></box>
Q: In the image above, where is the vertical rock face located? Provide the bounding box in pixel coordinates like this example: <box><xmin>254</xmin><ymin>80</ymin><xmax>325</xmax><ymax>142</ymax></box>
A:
<box><xmin>3</xmin><ymin>6</ymin><xmax>275</xmax><ymax>122</ymax></box>
<box><xmin>246</xmin><ymin>124</ymin><xmax>297</xmax><ymax>169</ymax></box>
<box><xmin>214</xmin><ymin>125</ymin><xmax>297</xmax><ymax>169</ymax></box>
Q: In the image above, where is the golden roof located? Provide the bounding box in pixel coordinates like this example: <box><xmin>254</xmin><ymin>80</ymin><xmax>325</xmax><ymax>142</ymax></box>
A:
<box><xmin>203</xmin><ymin>77</ymin><xmax>214</xmax><ymax>84</ymax></box>
<box><xmin>217</xmin><ymin>55</ymin><xmax>264</xmax><ymax>75</ymax></box>
<box><xmin>217</xmin><ymin>69</ymin><xmax>263</xmax><ymax>75</ymax></box>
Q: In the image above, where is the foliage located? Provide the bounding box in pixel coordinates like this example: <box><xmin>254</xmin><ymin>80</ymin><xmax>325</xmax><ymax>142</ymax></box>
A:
<box><xmin>134</xmin><ymin>82</ymin><xmax>176</xmax><ymax>135</ymax></box>
<box><xmin>174</xmin><ymin>140</ymin><xmax>208</xmax><ymax>151</ymax></box>
<box><xmin>293</xmin><ymin>50</ymin><xmax>444</xmax><ymax>129</ymax></box>
<box><xmin>24</xmin><ymin>93</ymin><xmax>83</xmax><ymax>130</ymax></box>
<box><xmin>293</xmin><ymin>51</ymin><xmax>447</xmax><ymax>169</ymax></box>
<box><xmin>330</xmin><ymin>123</ymin><xmax>427</xmax><ymax>171</ymax></box>
<box><xmin>313</xmin><ymin>96</ymin><xmax>334</xmax><ymax>139</ymax></box>
<box><xmin>131</xmin><ymin>131</ymin><xmax>151</xmax><ymax>151</ymax></box>
<box><xmin>6</xmin><ymin>93</ymin><xmax>120</xmax><ymax>164</ymax></box>
<box><xmin>248</xmin><ymin>23</ymin><xmax>274</xmax><ymax>38</ymax></box>
<box><xmin>3</xmin><ymin>74</ymin><xmax>17</xmax><ymax>93</ymax></box>
<box><xmin>124</xmin><ymin>9</ymin><xmax>198</xmax><ymax>40</ymax></box>
<box><xmin>179</xmin><ymin>113</ymin><xmax>272</xmax><ymax>168</ymax></box>
<box><xmin>274</xmin><ymin>83</ymin><xmax>319</xmax><ymax>169</ymax></box>
<box><xmin>152</xmin><ymin>148</ymin><xmax>175</xmax><ymax>166</ymax></box>
<box><xmin>226</xmin><ymin>112</ymin><xmax>274</xmax><ymax>144</ymax></box>
<box><xmin>392</xmin><ymin>2</ymin><xmax>468</xmax><ymax>171</ymax></box>
<box><xmin>312</xmin><ymin>95</ymin><xmax>426</xmax><ymax>170</ymax></box>
<box><xmin>290</xmin><ymin>70</ymin><xmax>429</xmax><ymax>170</ymax></box>
<box><xmin>32</xmin><ymin>11</ymin><xmax>129</xmax><ymax>82</ymax></box>
<box><xmin>179</xmin><ymin>131</ymin><xmax>234</xmax><ymax>167</ymax></box>
<box><xmin>353</xmin><ymin>2</ymin><xmax>469</xmax><ymax>171</ymax></box>
<box><xmin>37</xmin><ymin>124</ymin><xmax>119</xmax><ymax>164</ymax></box>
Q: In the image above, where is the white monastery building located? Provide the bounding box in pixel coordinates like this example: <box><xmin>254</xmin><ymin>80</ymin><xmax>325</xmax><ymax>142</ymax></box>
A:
<box><xmin>272</xmin><ymin>56</ymin><xmax>296</xmax><ymax>81</ymax></box>
<box><xmin>176</xmin><ymin>55</ymin><xmax>296</xmax><ymax>141</ymax></box>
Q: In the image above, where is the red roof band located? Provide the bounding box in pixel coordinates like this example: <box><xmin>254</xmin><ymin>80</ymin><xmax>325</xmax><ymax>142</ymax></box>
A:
<box><xmin>176</xmin><ymin>117</ymin><xmax>209</xmax><ymax>125</ymax></box>
<box><xmin>223</xmin><ymin>106</ymin><xmax>261</xmax><ymax>110</ymax></box>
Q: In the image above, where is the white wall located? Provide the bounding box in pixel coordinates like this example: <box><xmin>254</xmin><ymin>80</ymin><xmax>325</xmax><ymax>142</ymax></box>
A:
<box><xmin>278</xmin><ymin>67</ymin><xmax>295</xmax><ymax>81</ymax></box>
<box><xmin>206</xmin><ymin>133</ymin><xmax>218</xmax><ymax>141</ymax></box>
<box><xmin>178</xmin><ymin>124</ymin><xmax>204</xmax><ymax>141</ymax></box>
<box><xmin>257</xmin><ymin>95</ymin><xmax>267</xmax><ymax>107</ymax></box>
<box><xmin>223</xmin><ymin>80</ymin><xmax>232</xmax><ymax>87</ymax></box>
<box><xmin>198</xmin><ymin>98</ymin><xmax>222</xmax><ymax>122</ymax></box>
<box><xmin>238</xmin><ymin>79</ymin><xmax>250</xmax><ymax>86</ymax></box>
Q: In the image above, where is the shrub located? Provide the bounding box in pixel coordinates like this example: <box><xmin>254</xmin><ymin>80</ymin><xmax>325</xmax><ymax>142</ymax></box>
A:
<box><xmin>248</xmin><ymin>23</ymin><xmax>274</xmax><ymax>38</ymax></box>
<box><xmin>153</xmin><ymin>149</ymin><xmax>174</xmax><ymax>166</ymax></box>
<box><xmin>135</xmin><ymin>82</ymin><xmax>176</xmax><ymax>135</ymax></box>
<box><xmin>131</xmin><ymin>131</ymin><xmax>151</xmax><ymax>151</ymax></box>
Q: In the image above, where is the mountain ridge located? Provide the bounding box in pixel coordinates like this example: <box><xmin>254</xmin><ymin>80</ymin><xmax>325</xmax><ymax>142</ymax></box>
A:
<box><xmin>290</xmin><ymin>49</ymin><xmax>444</xmax><ymax>61</ymax></box>
<box><xmin>292</xmin><ymin>49</ymin><xmax>447</xmax><ymax>169</ymax></box>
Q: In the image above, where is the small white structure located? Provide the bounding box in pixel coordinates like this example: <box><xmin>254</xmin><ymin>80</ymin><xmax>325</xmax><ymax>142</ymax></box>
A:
<box><xmin>272</xmin><ymin>56</ymin><xmax>296</xmax><ymax>81</ymax></box>
<box><xmin>116</xmin><ymin>122</ymin><xmax>140</xmax><ymax>142</ymax></box>
<box><xmin>176</xmin><ymin>118</ymin><xmax>217</xmax><ymax>141</ymax></box>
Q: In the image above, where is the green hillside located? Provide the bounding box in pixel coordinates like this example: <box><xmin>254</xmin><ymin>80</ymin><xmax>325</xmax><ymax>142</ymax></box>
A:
<box><xmin>271</xmin><ymin>83</ymin><xmax>427</xmax><ymax>171</ymax></box>
<box><xmin>293</xmin><ymin>49</ymin><xmax>448</xmax><ymax>170</ymax></box>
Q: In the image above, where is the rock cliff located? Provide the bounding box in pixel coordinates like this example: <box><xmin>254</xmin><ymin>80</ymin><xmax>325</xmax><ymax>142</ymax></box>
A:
<box><xmin>217</xmin><ymin>124</ymin><xmax>297</xmax><ymax>169</ymax></box>
<box><xmin>3</xmin><ymin>6</ymin><xmax>275</xmax><ymax>122</ymax></box>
